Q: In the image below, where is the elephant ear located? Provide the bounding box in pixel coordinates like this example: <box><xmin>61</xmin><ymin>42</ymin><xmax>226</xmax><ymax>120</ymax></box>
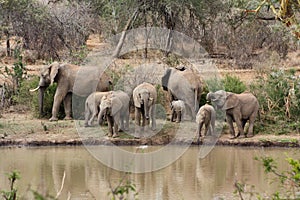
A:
<box><xmin>100</xmin><ymin>96</ymin><xmax>109</xmax><ymax>110</ymax></box>
<box><xmin>133</xmin><ymin>90</ymin><xmax>141</xmax><ymax>108</ymax></box>
<box><xmin>223</xmin><ymin>92</ymin><xmax>239</xmax><ymax>110</ymax></box>
<box><xmin>49</xmin><ymin>62</ymin><xmax>60</xmax><ymax>85</ymax></box>
<box><xmin>112</xmin><ymin>97</ymin><xmax>122</xmax><ymax>116</ymax></box>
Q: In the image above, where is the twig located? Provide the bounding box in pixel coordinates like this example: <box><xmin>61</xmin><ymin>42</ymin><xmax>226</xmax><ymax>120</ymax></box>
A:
<box><xmin>55</xmin><ymin>171</ymin><xmax>66</xmax><ymax>199</ymax></box>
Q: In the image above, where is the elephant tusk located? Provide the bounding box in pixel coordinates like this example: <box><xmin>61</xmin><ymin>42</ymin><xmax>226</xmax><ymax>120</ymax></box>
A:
<box><xmin>29</xmin><ymin>86</ymin><xmax>40</xmax><ymax>92</ymax></box>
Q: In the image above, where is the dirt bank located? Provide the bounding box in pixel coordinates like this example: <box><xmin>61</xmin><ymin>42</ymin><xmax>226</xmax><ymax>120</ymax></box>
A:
<box><xmin>1</xmin><ymin>112</ymin><xmax>299</xmax><ymax>148</ymax></box>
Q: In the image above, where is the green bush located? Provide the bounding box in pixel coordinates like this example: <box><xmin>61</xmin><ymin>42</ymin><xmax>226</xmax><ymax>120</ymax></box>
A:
<box><xmin>204</xmin><ymin>74</ymin><xmax>247</xmax><ymax>94</ymax></box>
<box><xmin>222</xmin><ymin>74</ymin><xmax>247</xmax><ymax>94</ymax></box>
<box><xmin>205</xmin><ymin>74</ymin><xmax>246</xmax><ymax>94</ymax></box>
<box><xmin>16</xmin><ymin>76</ymin><xmax>63</xmax><ymax>119</ymax></box>
<box><xmin>250</xmin><ymin>69</ymin><xmax>300</xmax><ymax>121</ymax></box>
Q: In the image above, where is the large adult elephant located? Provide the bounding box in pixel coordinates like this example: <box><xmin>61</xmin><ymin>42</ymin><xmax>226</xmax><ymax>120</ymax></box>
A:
<box><xmin>206</xmin><ymin>90</ymin><xmax>259</xmax><ymax>138</ymax></box>
<box><xmin>133</xmin><ymin>82</ymin><xmax>157</xmax><ymax>137</ymax></box>
<box><xmin>30</xmin><ymin>62</ymin><xmax>112</xmax><ymax>121</ymax></box>
<box><xmin>161</xmin><ymin>67</ymin><xmax>203</xmax><ymax>119</ymax></box>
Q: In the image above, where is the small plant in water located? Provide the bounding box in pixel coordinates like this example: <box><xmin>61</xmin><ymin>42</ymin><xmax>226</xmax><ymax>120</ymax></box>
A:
<box><xmin>108</xmin><ymin>172</ymin><xmax>138</xmax><ymax>200</ymax></box>
<box><xmin>1</xmin><ymin>170</ymin><xmax>20</xmax><ymax>200</ymax></box>
<box><xmin>234</xmin><ymin>156</ymin><xmax>300</xmax><ymax>200</ymax></box>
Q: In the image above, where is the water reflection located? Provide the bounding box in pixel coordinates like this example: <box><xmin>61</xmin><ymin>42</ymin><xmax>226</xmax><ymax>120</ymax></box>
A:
<box><xmin>0</xmin><ymin>146</ymin><xmax>298</xmax><ymax>199</ymax></box>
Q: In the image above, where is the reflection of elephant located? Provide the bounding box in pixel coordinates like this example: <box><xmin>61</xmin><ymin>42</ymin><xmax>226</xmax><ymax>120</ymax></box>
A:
<box><xmin>133</xmin><ymin>82</ymin><xmax>157</xmax><ymax>136</ymax></box>
<box><xmin>196</xmin><ymin>104</ymin><xmax>216</xmax><ymax>143</ymax></box>
<box><xmin>206</xmin><ymin>90</ymin><xmax>259</xmax><ymax>138</ymax></box>
<box><xmin>161</xmin><ymin>67</ymin><xmax>203</xmax><ymax>119</ymax></box>
<box><xmin>98</xmin><ymin>90</ymin><xmax>130</xmax><ymax>137</ymax></box>
<box><xmin>84</xmin><ymin>91</ymin><xmax>110</xmax><ymax>127</ymax></box>
<box><xmin>170</xmin><ymin>100</ymin><xmax>185</xmax><ymax>123</ymax></box>
<box><xmin>30</xmin><ymin>62</ymin><xmax>112</xmax><ymax>121</ymax></box>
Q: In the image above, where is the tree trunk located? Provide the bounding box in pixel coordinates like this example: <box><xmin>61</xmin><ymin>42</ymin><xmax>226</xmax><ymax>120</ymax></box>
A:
<box><xmin>112</xmin><ymin>6</ymin><xmax>140</xmax><ymax>58</ymax></box>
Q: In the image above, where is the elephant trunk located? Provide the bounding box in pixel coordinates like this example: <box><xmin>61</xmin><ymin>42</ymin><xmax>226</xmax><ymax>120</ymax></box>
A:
<box><xmin>143</xmin><ymin>100</ymin><xmax>149</xmax><ymax>120</ymax></box>
<box><xmin>38</xmin><ymin>87</ymin><xmax>45</xmax><ymax>117</ymax></box>
<box><xmin>98</xmin><ymin>108</ymin><xmax>106</xmax><ymax>125</ymax></box>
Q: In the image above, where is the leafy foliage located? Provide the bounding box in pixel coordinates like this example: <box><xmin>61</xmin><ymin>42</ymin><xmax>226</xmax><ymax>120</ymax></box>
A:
<box><xmin>1</xmin><ymin>170</ymin><xmax>20</xmax><ymax>200</ymax></box>
<box><xmin>250</xmin><ymin>69</ymin><xmax>300</xmax><ymax>121</ymax></box>
<box><xmin>235</xmin><ymin>156</ymin><xmax>300</xmax><ymax>199</ymax></box>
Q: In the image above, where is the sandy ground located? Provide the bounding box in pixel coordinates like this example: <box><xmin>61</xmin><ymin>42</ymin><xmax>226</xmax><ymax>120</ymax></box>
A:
<box><xmin>1</xmin><ymin>34</ymin><xmax>300</xmax><ymax>147</ymax></box>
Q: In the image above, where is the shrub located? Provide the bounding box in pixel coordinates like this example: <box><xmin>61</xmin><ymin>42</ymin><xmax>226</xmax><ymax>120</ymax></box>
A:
<box><xmin>204</xmin><ymin>74</ymin><xmax>246</xmax><ymax>93</ymax></box>
<box><xmin>250</xmin><ymin>69</ymin><xmax>300</xmax><ymax>121</ymax></box>
<box><xmin>16</xmin><ymin>76</ymin><xmax>64</xmax><ymax>119</ymax></box>
<box><xmin>222</xmin><ymin>74</ymin><xmax>247</xmax><ymax>94</ymax></box>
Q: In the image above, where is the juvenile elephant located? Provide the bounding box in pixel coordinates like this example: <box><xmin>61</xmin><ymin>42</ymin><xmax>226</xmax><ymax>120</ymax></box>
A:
<box><xmin>133</xmin><ymin>82</ymin><xmax>157</xmax><ymax>137</ymax></box>
<box><xmin>84</xmin><ymin>91</ymin><xmax>110</xmax><ymax>127</ymax></box>
<box><xmin>161</xmin><ymin>67</ymin><xmax>203</xmax><ymax>120</ymax></box>
<box><xmin>97</xmin><ymin>90</ymin><xmax>130</xmax><ymax>137</ymax></box>
<box><xmin>170</xmin><ymin>100</ymin><xmax>185</xmax><ymax>123</ymax></box>
<box><xmin>30</xmin><ymin>62</ymin><xmax>112</xmax><ymax>121</ymax></box>
<box><xmin>196</xmin><ymin>104</ymin><xmax>216</xmax><ymax>143</ymax></box>
<box><xmin>206</xmin><ymin>90</ymin><xmax>259</xmax><ymax>138</ymax></box>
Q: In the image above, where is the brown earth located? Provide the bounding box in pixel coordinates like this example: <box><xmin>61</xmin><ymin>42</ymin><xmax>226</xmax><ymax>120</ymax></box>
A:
<box><xmin>1</xmin><ymin>34</ymin><xmax>300</xmax><ymax>147</ymax></box>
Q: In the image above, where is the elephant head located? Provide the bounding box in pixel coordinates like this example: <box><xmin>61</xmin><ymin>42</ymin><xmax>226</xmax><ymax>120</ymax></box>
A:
<box><xmin>98</xmin><ymin>94</ymin><xmax>122</xmax><ymax>124</ymax></box>
<box><xmin>207</xmin><ymin>90</ymin><xmax>239</xmax><ymax>110</ymax></box>
<box><xmin>30</xmin><ymin>62</ymin><xmax>60</xmax><ymax>116</ymax></box>
<box><xmin>133</xmin><ymin>88</ymin><xmax>154</xmax><ymax>120</ymax></box>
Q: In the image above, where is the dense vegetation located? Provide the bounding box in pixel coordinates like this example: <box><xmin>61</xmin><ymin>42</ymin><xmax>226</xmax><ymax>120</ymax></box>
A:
<box><xmin>0</xmin><ymin>0</ymin><xmax>299</xmax><ymax>63</ymax></box>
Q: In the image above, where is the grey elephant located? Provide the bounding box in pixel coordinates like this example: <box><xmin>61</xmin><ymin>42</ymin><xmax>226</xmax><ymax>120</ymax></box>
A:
<box><xmin>162</xmin><ymin>67</ymin><xmax>203</xmax><ymax>120</ymax></box>
<box><xmin>84</xmin><ymin>91</ymin><xmax>110</xmax><ymax>127</ymax></box>
<box><xmin>30</xmin><ymin>62</ymin><xmax>112</xmax><ymax>121</ymax></box>
<box><xmin>206</xmin><ymin>90</ymin><xmax>259</xmax><ymax>138</ymax></box>
<box><xmin>170</xmin><ymin>100</ymin><xmax>185</xmax><ymax>123</ymax></box>
<box><xmin>196</xmin><ymin>104</ymin><xmax>216</xmax><ymax>143</ymax></box>
<box><xmin>97</xmin><ymin>90</ymin><xmax>130</xmax><ymax>137</ymax></box>
<box><xmin>133</xmin><ymin>82</ymin><xmax>157</xmax><ymax>137</ymax></box>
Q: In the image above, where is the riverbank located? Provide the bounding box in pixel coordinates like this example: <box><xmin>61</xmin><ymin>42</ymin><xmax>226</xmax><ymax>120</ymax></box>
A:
<box><xmin>1</xmin><ymin>112</ymin><xmax>299</xmax><ymax>148</ymax></box>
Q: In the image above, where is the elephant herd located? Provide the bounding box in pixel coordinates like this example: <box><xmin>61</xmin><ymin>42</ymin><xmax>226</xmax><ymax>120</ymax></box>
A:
<box><xmin>30</xmin><ymin>62</ymin><xmax>260</xmax><ymax>140</ymax></box>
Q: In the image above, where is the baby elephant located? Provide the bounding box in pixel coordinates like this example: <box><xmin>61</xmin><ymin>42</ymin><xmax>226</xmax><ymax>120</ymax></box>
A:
<box><xmin>170</xmin><ymin>100</ymin><xmax>185</xmax><ymax>123</ymax></box>
<box><xmin>84</xmin><ymin>91</ymin><xmax>110</xmax><ymax>127</ymax></box>
<box><xmin>196</xmin><ymin>104</ymin><xmax>216</xmax><ymax>143</ymax></box>
<box><xmin>98</xmin><ymin>90</ymin><xmax>130</xmax><ymax>138</ymax></box>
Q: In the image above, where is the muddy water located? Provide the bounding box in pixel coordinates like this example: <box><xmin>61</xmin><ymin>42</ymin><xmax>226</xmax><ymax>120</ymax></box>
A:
<box><xmin>0</xmin><ymin>146</ymin><xmax>298</xmax><ymax>199</ymax></box>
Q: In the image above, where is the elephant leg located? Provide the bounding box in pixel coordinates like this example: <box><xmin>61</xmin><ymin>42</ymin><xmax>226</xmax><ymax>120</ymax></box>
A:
<box><xmin>134</xmin><ymin>108</ymin><xmax>142</xmax><ymax>137</ymax></box>
<box><xmin>50</xmin><ymin>90</ymin><xmax>66</xmax><ymax>121</ymax></box>
<box><xmin>88</xmin><ymin>112</ymin><xmax>97</xmax><ymax>127</ymax></box>
<box><xmin>89</xmin><ymin>105</ymin><xmax>100</xmax><ymax>126</ymax></box>
<box><xmin>171</xmin><ymin>110</ymin><xmax>175</xmax><ymax>122</ymax></box>
<box><xmin>119</xmin><ymin>116</ymin><xmax>125</xmax><ymax>132</ymax></box>
<box><xmin>233</xmin><ymin>114</ymin><xmax>244</xmax><ymax>138</ymax></box>
<box><xmin>247</xmin><ymin>115</ymin><xmax>256</xmax><ymax>137</ymax></box>
<box><xmin>150</xmin><ymin>105</ymin><xmax>156</xmax><ymax>130</ymax></box>
<box><xmin>176</xmin><ymin>111</ymin><xmax>181</xmax><ymax>123</ymax></box>
<box><xmin>107</xmin><ymin>116</ymin><xmax>113</xmax><ymax>137</ymax></box>
<box><xmin>197</xmin><ymin>122</ymin><xmax>203</xmax><ymax>144</ymax></box>
<box><xmin>84</xmin><ymin>108</ymin><xmax>91</xmax><ymax>127</ymax></box>
<box><xmin>210</xmin><ymin>121</ymin><xmax>215</xmax><ymax>136</ymax></box>
<box><xmin>142</xmin><ymin>114</ymin><xmax>149</xmax><ymax>133</ymax></box>
<box><xmin>113</xmin><ymin>118</ymin><xmax>119</xmax><ymax>138</ymax></box>
<box><xmin>124</xmin><ymin>111</ymin><xmax>130</xmax><ymax>131</ymax></box>
<box><xmin>204</xmin><ymin>121</ymin><xmax>210</xmax><ymax>136</ymax></box>
<box><xmin>63</xmin><ymin>93</ymin><xmax>72</xmax><ymax>120</ymax></box>
<box><xmin>226</xmin><ymin>114</ymin><xmax>236</xmax><ymax>138</ymax></box>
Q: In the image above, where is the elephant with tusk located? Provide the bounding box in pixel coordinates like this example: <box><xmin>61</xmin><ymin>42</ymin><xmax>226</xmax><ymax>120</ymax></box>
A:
<box><xmin>30</xmin><ymin>62</ymin><xmax>112</xmax><ymax>121</ymax></box>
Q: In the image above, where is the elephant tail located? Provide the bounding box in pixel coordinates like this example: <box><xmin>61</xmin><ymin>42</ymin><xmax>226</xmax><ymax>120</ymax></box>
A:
<box><xmin>194</xmin><ymin>88</ymin><xmax>198</xmax><ymax>112</ymax></box>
